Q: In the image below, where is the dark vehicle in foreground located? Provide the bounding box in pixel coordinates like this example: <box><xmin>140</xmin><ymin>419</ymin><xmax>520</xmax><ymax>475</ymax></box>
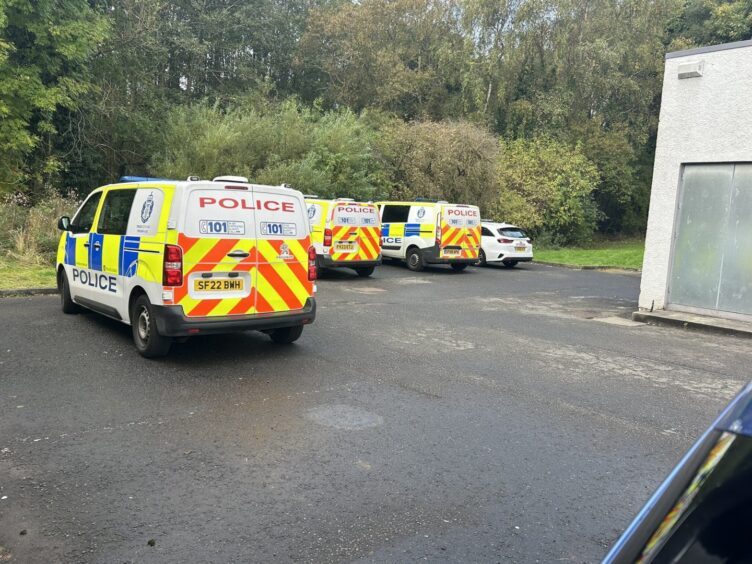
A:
<box><xmin>603</xmin><ymin>382</ymin><xmax>752</xmax><ymax>563</ymax></box>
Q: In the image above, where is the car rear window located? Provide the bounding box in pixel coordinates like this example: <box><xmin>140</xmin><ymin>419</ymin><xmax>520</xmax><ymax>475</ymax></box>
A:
<box><xmin>499</xmin><ymin>227</ymin><xmax>528</xmax><ymax>239</ymax></box>
<box><xmin>333</xmin><ymin>204</ymin><xmax>379</xmax><ymax>227</ymax></box>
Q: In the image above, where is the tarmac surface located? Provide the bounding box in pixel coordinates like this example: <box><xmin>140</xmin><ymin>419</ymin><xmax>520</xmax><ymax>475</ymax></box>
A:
<box><xmin>0</xmin><ymin>262</ymin><xmax>749</xmax><ymax>563</ymax></box>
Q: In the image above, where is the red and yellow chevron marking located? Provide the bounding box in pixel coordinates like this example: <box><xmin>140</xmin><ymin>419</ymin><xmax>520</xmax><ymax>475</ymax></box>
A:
<box><xmin>440</xmin><ymin>224</ymin><xmax>480</xmax><ymax>259</ymax></box>
<box><xmin>328</xmin><ymin>225</ymin><xmax>381</xmax><ymax>262</ymax></box>
<box><xmin>169</xmin><ymin>234</ymin><xmax>313</xmax><ymax>318</ymax></box>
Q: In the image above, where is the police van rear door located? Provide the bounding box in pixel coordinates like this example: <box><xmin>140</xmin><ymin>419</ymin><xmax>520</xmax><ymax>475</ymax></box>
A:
<box><xmin>330</xmin><ymin>202</ymin><xmax>381</xmax><ymax>263</ymax></box>
<box><xmin>254</xmin><ymin>185</ymin><xmax>313</xmax><ymax>314</ymax></box>
<box><xmin>439</xmin><ymin>204</ymin><xmax>481</xmax><ymax>260</ymax></box>
<box><xmin>178</xmin><ymin>182</ymin><xmax>258</xmax><ymax>317</ymax></box>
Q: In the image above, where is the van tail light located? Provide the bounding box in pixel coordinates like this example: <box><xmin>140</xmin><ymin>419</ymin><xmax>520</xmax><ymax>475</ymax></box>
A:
<box><xmin>308</xmin><ymin>246</ymin><xmax>317</xmax><ymax>281</ymax></box>
<box><xmin>324</xmin><ymin>228</ymin><xmax>332</xmax><ymax>247</ymax></box>
<box><xmin>435</xmin><ymin>215</ymin><xmax>442</xmax><ymax>247</ymax></box>
<box><xmin>163</xmin><ymin>244</ymin><xmax>183</xmax><ymax>286</ymax></box>
<box><xmin>498</xmin><ymin>238</ymin><xmax>514</xmax><ymax>244</ymax></box>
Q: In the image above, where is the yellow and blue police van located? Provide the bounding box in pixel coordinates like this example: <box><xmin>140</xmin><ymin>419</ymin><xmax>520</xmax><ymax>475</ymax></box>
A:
<box><xmin>56</xmin><ymin>175</ymin><xmax>317</xmax><ymax>357</ymax></box>
<box><xmin>305</xmin><ymin>197</ymin><xmax>382</xmax><ymax>277</ymax></box>
<box><xmin>375</xmin><ymin>200</ymin><xmax>481</xmax><ymax>271</ymax></box>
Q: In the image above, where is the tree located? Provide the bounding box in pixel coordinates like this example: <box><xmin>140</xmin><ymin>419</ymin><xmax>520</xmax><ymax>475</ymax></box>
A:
<box><xmin>297</xmin><ymin>0</ymin><xmax>473</xmax><ymax>119</ymax></box>
<box><xmin>378</xmin><ymin>120</ymin><xmax>499</xmax><ymax>208</ymax></box>
<box><xmin>0</xmin><ymin>0</ymin><xmax>107</xmax><ymax>194</ymax></box>
<box><xmin>490</xmin><ymin>137</ymin><xmax>600</xmax><ymax>245</ymax></box>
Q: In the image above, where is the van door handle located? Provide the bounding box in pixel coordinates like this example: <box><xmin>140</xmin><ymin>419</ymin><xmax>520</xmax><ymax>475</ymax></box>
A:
<box><xmin>93</xmin><ymin>242</ymin><xmax>101</xmax><ymax>251</ymax></box>
<box><xmin>227</xmin><ymin>250</ymin><xmax>250</xmax><ymax>258</ymax></box>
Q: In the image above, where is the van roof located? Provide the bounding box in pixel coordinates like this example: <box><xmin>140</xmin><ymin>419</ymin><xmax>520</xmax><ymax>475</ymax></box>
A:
<box><xmin>374</xmin><ymin>200</ymin><xmax>474</xmax><ymax>207</ymax></box>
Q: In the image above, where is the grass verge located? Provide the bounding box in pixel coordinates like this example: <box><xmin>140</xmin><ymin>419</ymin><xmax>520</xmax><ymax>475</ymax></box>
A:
<box><xmin>0</xmin><ymin>258</ymin><xmax>57</xmax><ymax>290</ymax></box>
<box><xmin>535</xmin><ymin>239</ymin><xmax>644</xmax><ymax>270</ymax></box>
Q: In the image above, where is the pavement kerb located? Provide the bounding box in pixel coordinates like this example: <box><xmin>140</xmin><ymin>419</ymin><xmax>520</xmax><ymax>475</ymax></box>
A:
<box><xmin>0</xmin><ymin>287</ymin><xmax>58</xmax><ymax>298</ymax></box>
<box><xmin>632</xmin><ymin>310</ymin><xmax>752</xmax><ymax>339</ymax></box>
<box><xmin>534</xmin><ymin>261</ymin><xmax>641</xmax><ymax>275</ymax></box>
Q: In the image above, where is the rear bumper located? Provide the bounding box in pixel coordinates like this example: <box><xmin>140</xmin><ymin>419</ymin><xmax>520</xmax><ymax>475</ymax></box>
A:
<box><xmin>317</xmin><ymin>255</ymin><xmax>382</xmax><ymax>269</ymax></box>
<box><xmin>152</xmin><ymin>298</ymin><xmax>316</xmax><ymax>337</ymax></box>
<box><xmin>421</xmin><ymin>245</ymin><xmax>478</xmax><ymax>265</ymax></box>
<box><xmin>488</xmin><ymin>255</ymin><xmax>534</xmax><ymax>263</ymax></box>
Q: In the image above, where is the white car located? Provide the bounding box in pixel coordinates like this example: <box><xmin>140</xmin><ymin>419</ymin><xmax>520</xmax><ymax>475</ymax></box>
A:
<box><xmin>478</xmin><ymin>221</ymin><xmax>533</xmax><ymax>268</ymax></box>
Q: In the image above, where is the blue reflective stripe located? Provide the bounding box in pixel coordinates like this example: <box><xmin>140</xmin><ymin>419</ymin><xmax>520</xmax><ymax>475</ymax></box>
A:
<box><xmin>121</xmin><ymin>236</ymin><xmax>140</xmax><ymax>277</ymax></box>
<box><xmin>381</xmin><ymin>224</ymin><xmax>390</xmax><ymax>237</ymax></box>
<box><xmin>89</xmin><ymin>233</ymin><xmax>104</xmax><ymax>271</ymax></box>
<box><xmin>405</xmin><ymin>223</ymin><xmax>421</xmax><ymax>236</ymax></box>
<box><xmin>64</xmin><ymin>234</ymin><xmax>76</xmax><ymax>266</ymax></box>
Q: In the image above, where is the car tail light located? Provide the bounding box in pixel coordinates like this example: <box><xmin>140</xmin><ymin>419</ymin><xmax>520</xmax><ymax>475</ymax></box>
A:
<box><xmin>308</xmin><ymin>246</ymin><xmax>317</xmax><ymax>281</ymax></box>
<box><xmin>324</xmin><ymin>228</ymin><xmax>332</xmax><ymax>247</ymax></box>
<box><xmin>163</xmin><ymin>244</ymin><xmax>183</xmax><ymax>286</ymax></box>
<box><xmin>498</xmin><ymin>238</ymin><xmax>514</xmax><ymax>244</ymax></box>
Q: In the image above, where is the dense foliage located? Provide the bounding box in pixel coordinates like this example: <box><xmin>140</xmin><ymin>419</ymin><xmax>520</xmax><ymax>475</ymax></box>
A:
<box><xmin>1</xmin><ymin>0</ymin><xmax>748</xmax><ymax>244</ymax></box>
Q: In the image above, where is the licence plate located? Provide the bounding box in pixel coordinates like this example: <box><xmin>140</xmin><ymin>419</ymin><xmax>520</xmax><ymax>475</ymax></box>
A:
<box><xmin>193</xmin><ymin>278</ymin><xmax>244</xmax><ymax>292</ymax></box>
<box><xmin>515</xmin><ymin>246</ymin><xmax>526</xmax><ymax>252</ymax></box>
<box><xmin>336</xmin><ymin>242</ymin><xmax>356</xmax><ymax>252</ymax></box>
<box><xmin>443</xmin><ymin>248</ymin><xmax>461</xmax><ymax>256</ymax></box>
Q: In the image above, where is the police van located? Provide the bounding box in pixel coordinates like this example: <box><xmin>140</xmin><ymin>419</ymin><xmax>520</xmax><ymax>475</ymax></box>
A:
<box><xmin>56</xmin><ymin>176</ymin><xmax>316</xmax><ymax>357</ymax></box>
<box><xmin>305</xmin><ymin>197</ymin><xmax>382</xmax><ymax>277</ymax></box>
<box><xmin>376</xmin><ymin>200</ymin><xmax>481</xmax><ymax>271</ymax></box>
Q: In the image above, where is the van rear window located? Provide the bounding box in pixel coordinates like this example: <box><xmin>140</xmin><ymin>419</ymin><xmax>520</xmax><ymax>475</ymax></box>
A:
<box><xmin>442</xmin><ymin>206</ymin><xmax>480</xmax><ymax>228</ymax></box>
<box><xmin>333</xmin><ymin>205</ymin><xmax>379</xmax><ymax>227</ymax></box>
<box><xmin>184</xmin><ymin>189</ymin><xmax>257</xmax><ymax>238</ymax></box>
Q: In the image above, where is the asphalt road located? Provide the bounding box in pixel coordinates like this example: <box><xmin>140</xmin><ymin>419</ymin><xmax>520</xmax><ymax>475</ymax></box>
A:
<box><xmin>1</xmin><ymin>262</ymin><xmax>749</xmax><ymax>563</ymax></box>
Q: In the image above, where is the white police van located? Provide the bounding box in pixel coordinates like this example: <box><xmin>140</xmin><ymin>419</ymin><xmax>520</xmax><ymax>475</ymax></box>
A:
<box><xmin>56</xmin><ymin>175</ymin><xmax>317</xmax><ymax>357</ymax></box>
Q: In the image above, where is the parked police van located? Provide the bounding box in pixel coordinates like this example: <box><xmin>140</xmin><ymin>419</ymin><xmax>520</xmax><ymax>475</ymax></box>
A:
<box><xmin>305</xmin><ymin>197</ymin><xmax>382</xmax><ymax>277</ymax></box>
<box><xmin>56</xmin><ymin>175</ymin><xmax>317</xmax><ymax>357</ymax></box>
<box><xmin>375</xmin><ymin>200</ymin><xmax>481</xmax><ymax>271</ymax></box>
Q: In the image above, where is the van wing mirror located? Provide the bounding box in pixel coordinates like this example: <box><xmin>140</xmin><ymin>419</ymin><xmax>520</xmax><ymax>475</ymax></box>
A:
<box><xmin>58</xmin><ymin>216</ymin><xmax>71</xmax><ymax>231</ymax></box>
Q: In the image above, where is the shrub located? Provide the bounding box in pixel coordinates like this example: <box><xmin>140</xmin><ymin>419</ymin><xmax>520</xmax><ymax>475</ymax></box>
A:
<box><xmin>0</xmin><ymin>190</ymin><xmax>80</xmax><ymax>264</ymax></box>
<box><xmin>488</xmin><ymin>137</ymin><xmax>600</xmax><ymax>245</ymax></box>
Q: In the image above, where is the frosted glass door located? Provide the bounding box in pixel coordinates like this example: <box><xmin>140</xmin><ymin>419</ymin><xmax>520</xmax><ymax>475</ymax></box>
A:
<box><xmin>669</xmin><ymin>163</ymin><xmax>752</xmax><ymax>317</ymax></box>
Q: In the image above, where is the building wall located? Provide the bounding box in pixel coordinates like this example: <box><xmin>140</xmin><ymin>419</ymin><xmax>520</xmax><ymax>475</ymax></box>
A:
<box><xmin>639</xmin><ymin>42</ymin><xmax>752</xmax><ymax>311</ymax></box>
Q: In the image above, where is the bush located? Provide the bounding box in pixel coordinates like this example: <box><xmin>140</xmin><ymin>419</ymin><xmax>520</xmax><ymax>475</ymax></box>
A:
<box><xmin>378</xmin><ymin>120</ymin><xmax>499</xmax><ymax>208</ymax></box>
<box><xmin>0</xmin><ymin>190</ymin><xmax>81</xmax><ymax>264</ymax></box>
<box><xmin>488</xmin><ymin>137</ymin><xmax>600</xmax><ymax>245</ymax></box>
<box><xmin>151</xmin><ymin>99</ymin><xmax>390</xmax><ymax>201</ymax></box>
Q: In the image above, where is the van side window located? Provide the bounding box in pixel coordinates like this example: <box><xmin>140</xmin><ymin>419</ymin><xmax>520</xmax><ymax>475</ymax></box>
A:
<box><xmin>382</xmin><ymin>205</ymin><xmax>410</xmax><ymax>223</ymax></box>
<box><xmin>98</xmin><ymin>190</ymin><xmax>137</xmax><ymax>235</ymax></box>
<box><xmin>70</xmin><ymin>192</ymin><xmax>103</xmax><ymax>234</ymax></box>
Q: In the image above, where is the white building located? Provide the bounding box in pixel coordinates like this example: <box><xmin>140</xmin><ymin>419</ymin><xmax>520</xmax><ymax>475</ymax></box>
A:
<box><xmin>638</xmin><ymin>39</ymin><xmax>752</xmax><ymax>323</ymax></box>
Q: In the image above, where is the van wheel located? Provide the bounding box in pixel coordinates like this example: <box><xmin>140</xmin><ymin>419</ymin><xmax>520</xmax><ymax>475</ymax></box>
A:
<box><xmin>269</xmin><ymin>325</ymin><xmax>304</xmax><ymax>344</ymax></box>
<box><xmin>450</xmin><ymin>263</ymin><xmax>468</xmax><ymax>272</ymax></box>
<box><xmin>406</xmin><ymin>248</ymin><xmax>424</xmax><ymax>272</ymax></box>
<box><xmin>477</xmin><ymin>249</ymin><xmax>487</xmax><ymax>267</ymax></box>
<box><xmin>58</xmin><ymin>270</ymin><xmax>80</xmax><ymax>314</ymax></box>
<box><xmin>131</xmin><ymin>295</ymin><xmax>172</xmax><ymax>358</ymax></box>
<box><xmin>503</xmin><ymin>260</ymin><xmax>518</xmax><ymax>268</ymax></box>
<box><xmin>355</xmin><ymin>266</ymin><xmax>375</xmax><ymax>277</ymax></box>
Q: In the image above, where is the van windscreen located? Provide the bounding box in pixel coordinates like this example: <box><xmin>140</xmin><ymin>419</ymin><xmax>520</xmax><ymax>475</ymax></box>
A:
<box><xmin>333</xmin><ymin>204</ymin><xmax>379</xmax><ymax>227</ymax></box>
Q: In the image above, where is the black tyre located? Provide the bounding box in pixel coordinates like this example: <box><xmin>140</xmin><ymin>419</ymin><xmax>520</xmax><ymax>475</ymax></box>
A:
<box><xmin>269</xmin><ymin>325</ymin><xmax>304</xmax><ymax>344</ymax></box>
<box><xmin>58</xmin><ymin>270</ymin><xmax>81</xmax><ymax>314</ymax></box>
<box><xmin>355</xmin><ymin>266</ymin><xmax>375</xmax><ymax>277</ymax></box>
<box><xmin>450</xmin><ymin>263</ymin><xmax>468</xmax><ymax>272</ymax></box>
<box><xmin>406</xmin><ymin>247</ymin><xmax>425</xmax><ymax>272</ymax></box>
<box><xmin>503</xmin><ymin>260</ymin><xmax>518</xmax><ymax>268</ymax></box>
<box><xmin>131</xmin><ymin>294</ymin><xmax>172</xmax><ymax>358</ymax></box>
<box><xmin>477</xmin><ymin>249</ymin><xmax>487</xmax><ymax>267</ymax></box>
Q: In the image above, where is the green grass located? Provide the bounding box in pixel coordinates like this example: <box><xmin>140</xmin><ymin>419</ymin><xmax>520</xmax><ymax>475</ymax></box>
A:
<box><xmin>0</xmin><ymin>257</ymin><xmax>57</xmax><ymax>290</ymax></box>
<box><xmin>535</xmin><ymin>239</ymin><xmax>645</xmax><ymax>270</ymax></box>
